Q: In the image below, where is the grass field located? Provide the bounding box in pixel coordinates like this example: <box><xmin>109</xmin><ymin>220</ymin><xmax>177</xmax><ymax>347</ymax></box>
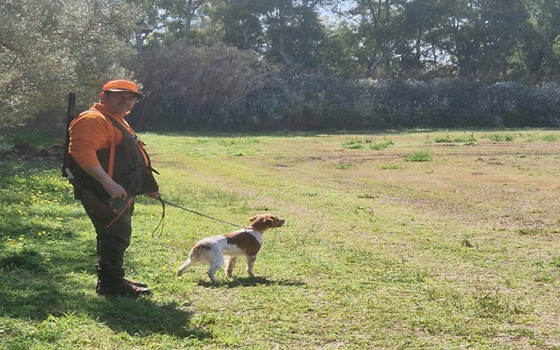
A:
<box><xmin>1</xmin><ymin>129</ymin><xmax>560</xmax><ymax>349</ymax></box>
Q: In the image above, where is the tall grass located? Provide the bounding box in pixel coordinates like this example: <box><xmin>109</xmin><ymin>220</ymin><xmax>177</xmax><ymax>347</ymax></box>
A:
<box><xmin>2</xmin><ymin>129</ymin><xmax>560</xmax><ymax>349</ymax></box>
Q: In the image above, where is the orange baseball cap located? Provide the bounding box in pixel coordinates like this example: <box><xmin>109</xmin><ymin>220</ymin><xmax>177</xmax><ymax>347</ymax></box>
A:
<box><xmin>102</xmin><ymin>79</ymin><xmax>144</xmax><ymax>97</ymax></box>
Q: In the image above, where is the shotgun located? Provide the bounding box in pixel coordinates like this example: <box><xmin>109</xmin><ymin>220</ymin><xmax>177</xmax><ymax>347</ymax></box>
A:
<box><xmin>62</xmin><ymin>92</ymin><xmax>76</xmax><ymax>178</ymax></box>
<box><xmin>59</xmin><ymin>92</ymin><xmax>121</xmax><ymax>227</ymax></box>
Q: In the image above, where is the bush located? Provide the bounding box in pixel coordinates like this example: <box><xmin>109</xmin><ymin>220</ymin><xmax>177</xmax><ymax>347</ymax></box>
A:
<box><xmin>134</xmin><ymin>43</ymin><xmax>265</xmax><ymax>131</ymax></box>
<box><xmin>134</xmin><ymin>45</ymin><xmax>364</xmax><ymax>131</ymax></box>
<box><xmin>131</xmin><ymin>47</ymin><xmax>560</xmax><ymax>132</ymax></box>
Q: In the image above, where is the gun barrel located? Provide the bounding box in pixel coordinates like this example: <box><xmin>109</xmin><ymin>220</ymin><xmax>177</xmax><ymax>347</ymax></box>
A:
<box><xmin>62</xmin><ymin>92</ymin><xmax>76</xmax><ymax>177</ymax></box>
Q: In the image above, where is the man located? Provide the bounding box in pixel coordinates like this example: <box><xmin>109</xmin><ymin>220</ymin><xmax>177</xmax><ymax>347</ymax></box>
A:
<box><xmin>68</xmin><ymin>79</ymin><xmax>159</xmax><ymax>297</ymax></box>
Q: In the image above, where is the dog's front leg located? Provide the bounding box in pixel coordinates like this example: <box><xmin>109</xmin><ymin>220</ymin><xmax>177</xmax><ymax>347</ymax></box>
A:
<box><xmin>246</xmin><ymin>255</ymin><xmax>257</xmax><ymax>277</ymax></box>
<box><xmin>226</xmin><ymin>257</ymin><xmax>238</xmax><ymax>278</ymax></box>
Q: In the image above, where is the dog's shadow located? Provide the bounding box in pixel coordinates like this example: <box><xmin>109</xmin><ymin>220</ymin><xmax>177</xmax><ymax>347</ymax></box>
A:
<box><xmin>198</xmin><ymin>276</ymin><xmax>306</xmax><ymax>288</ymax></box>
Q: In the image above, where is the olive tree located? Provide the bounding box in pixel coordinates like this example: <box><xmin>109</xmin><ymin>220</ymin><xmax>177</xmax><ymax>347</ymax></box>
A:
<box><xmin>0</xmin><ymin>0</ymin><xmax>142</xmax><ymax>132</ymax></box>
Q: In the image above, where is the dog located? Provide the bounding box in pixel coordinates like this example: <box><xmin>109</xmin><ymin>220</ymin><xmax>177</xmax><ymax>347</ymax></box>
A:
<box><xmin>176</xmin><ymin>214</ymin><xmax>285</xmax><ymax>283</ymax></box>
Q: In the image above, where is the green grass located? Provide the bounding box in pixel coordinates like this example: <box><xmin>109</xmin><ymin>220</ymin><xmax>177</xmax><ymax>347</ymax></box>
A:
<box><xmin>2</xmin><ymin>129</ymin><xmax>560</xmax><ymax>349</ymax></box>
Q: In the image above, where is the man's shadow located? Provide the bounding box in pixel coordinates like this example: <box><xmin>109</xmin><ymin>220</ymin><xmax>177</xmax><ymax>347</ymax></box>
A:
<box><xmin>90</xmin><ymin>297</ymin><xmax>208</xmax><ymax>339</ymax></box>
<box><xmin>0</xmin><ymin>243</ymin><xmax>210</xmax><ymax>340</ymax></box>
<box><xmin>92</xmin><ymin>277</ymin><xmax>306</xmax><ymax>336</ymax></box>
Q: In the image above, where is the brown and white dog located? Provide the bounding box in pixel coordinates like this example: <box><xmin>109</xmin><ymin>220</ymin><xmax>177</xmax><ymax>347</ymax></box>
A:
<box><xmin>176</xmin><ymin>214</ymin><xmax>285</xmax><ymax>283</ymax></box>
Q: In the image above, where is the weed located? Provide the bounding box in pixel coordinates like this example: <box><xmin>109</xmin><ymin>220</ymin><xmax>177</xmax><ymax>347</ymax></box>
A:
<box><xmin>472</xmin><ymin>286</ymin><xmax>523</xmax><ymax>319</ymax></box>
<box><xmin>369</xmin><ymin>140</ymin><xmax>394</xmax><ymax>150</ymax></box>
<box><xmin>357</xmin><ymin>194</ymin><xmax>376</xmax><ymax>199</ymax></box>
<box><xmin>342</xmin><ymin>138</ymin><xmax>364</xmax><ymax>149</ymax></box>
<box><xmin>404</xmin><ymin>151</ymin><xmax>432</xmax><ymax>162</ymax></box>
<box><xmin>342</xmin><ymin>137</ymin><xmax>381</xmax><ymax>149</ymax></box>
<box><xmin>461</xmin><ymin>237</ymin><xmax>475</xmax><ymax>248</ymax></box>
<box><xmin>550</xmin><ymin>256</ymin><xmax>560</xmax><ymax>267</ymax></box>
<box><xmin>518</xmin><ymin>228</ymin><xmax>546</xmax><ymax>235</ymax></box>
<box><xmin>336</xmin><ymin>162</ymin><xmax>351</xmax><ymax>169</ymax></box>
<box><xmin>433</xmin><ymin>135</ymin><xmax>477</xmax><ymax>145</ymax></box>
<box><xmin>488</xmin><ymin>134</ymin><xmax>515</xmax><ymax>141</ymax></box>
<box><xmin>376</xmin><ymin>266</ymin><xmax>428</xmax><ymax>283</ymax></box>
<box><xmin>379</xmin><ymin>163</ymin><xmax>403</xmax><ymax>170</ymax></box>
<box><xmin>540</xmin><ymin>134</ymin><xmax>558</xmax><ymax>142</ymax></box>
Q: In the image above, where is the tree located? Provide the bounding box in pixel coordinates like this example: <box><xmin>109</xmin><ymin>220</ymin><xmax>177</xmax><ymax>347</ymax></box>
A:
<box><xmin>399</xmin><ymin>0</ymin><xmax>452</xmax><ymax>76</ymax></box>
<box><xmin>0</xmin><ymin>0</ymin><xmax>143</xmax><ymax>131</ymax></box>
<box><xmin>424</xmin><ymin>0</ymin><xmax>528</xmax><ymax>79</ymax></box>
<box><xmin>156</xmin><ymin>0</ymin><xmax>207</xmax><ymax>45</ymax></box>
<box><xmin>216</xmin><ymin>0</ymin><xmax>266</xmax><ymax>50</ymax></box>
<box><xmin>339</xmin><ymin>0</ymin><xmax>407</xmax><ymax>78</ymax></box>
<box><xmin>335</xmin><ymin>0</ymin><xmax>535</xmax><ymax>80</ymax></box>
<box><xmin>132</xmin><ymin>0</ymin><xmax>165</xmax><ymax>52</ymax></box>
<box><xmin>261</xmin><ymin>0</ymin><xmax>328</xmax><ymax>70</ymax></box>
<box><xmin>519</xmin><ymin>0</ymin><xmax>560</xmax><ymax>80</ymax></box>
<box><xmin>207</xmin><ymin>0</ymin><xmax>328</xmax><ymax>70</ymax></box>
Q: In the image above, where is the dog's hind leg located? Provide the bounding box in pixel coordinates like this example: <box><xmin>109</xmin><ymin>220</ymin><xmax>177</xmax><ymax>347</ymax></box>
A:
<box><xmin>207</xmin><ymin>265</ymin><xmax>221</xmax><ymax>283</ymax></box>
<box><xmin>226</xmin><ymin>257</ymin><xmax>238</xmax><ymax>278</ymax></box>
<box><xmin>207</xmin><ymin>253</ymin><xmax>224</xmax><ymax>283</ymax></box>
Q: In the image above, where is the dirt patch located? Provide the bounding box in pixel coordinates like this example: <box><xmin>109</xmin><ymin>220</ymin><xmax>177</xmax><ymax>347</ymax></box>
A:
<box><xmin>0</xmin><ymin>140</ymin><xmax>65</xmax><ymax>162</ymax></box>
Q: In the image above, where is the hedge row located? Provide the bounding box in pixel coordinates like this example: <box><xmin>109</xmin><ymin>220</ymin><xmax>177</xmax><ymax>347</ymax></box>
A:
<box><xmin>132</xmin><ymin>45</ymin><xmax>560</xmax><ymax>132</ymax></box>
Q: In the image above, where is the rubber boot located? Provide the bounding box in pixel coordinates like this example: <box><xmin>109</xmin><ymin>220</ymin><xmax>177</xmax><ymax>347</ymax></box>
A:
<box><xmin>95</xmin><ymin>263</ymin><xmax>151</xmax><ymax>297</ymax></box>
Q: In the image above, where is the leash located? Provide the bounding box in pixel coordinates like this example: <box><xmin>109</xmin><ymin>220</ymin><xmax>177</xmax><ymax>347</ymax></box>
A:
<box><xmin>150</xmin><ymin>197</ymin><xmax>243</xmax><ymax>238</ymax></box>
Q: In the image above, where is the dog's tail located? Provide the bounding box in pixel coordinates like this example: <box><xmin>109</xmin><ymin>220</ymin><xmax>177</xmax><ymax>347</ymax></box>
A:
<box><xmin>176</xmin><ymin>258</ymin><xmax>192</xmax><ymax>277</ymax></box>
<box><xmin>177</xmin><ymin>244</ymin><xmax>212</xmax><ymax>277</ymax></box>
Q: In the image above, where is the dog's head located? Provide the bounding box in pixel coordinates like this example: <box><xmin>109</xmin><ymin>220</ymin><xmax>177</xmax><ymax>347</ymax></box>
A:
<box><xmin>249</xmin><ymin>214</ymin><xmax>285</xmax><ymax>231</ymax></box>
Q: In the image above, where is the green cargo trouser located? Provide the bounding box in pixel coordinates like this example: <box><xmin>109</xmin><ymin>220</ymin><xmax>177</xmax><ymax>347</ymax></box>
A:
<box><xmin>82</xmin><ymin>197</ymin><xmax>136</xmax><ymax>281</ymax></box>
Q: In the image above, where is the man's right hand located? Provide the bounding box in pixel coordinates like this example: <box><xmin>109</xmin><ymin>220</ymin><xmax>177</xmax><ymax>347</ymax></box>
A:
<box><xmin>83</xmin><ymin>165</ymin><xmax>128</xmax><ymax>199</ymax></box>
<box><xmin>103</xmin><ymin>181</ymin><xmax>128</xmax><ymax>199</ymax></box>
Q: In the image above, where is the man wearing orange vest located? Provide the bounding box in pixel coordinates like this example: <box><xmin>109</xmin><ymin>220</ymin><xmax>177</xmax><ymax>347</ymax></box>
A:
<box><xmin>68</xmin><ymin>79</ymin><xmax>159</xmax><ymax>297</ymax></box>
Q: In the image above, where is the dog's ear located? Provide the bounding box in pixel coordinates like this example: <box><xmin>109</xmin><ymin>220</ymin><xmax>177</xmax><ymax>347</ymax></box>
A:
<box><xmin>249</xmin><ymin>216</ymin><xmax>258</xmax><ymax>223</ymax></box>
<box><xmin>265</xmin><ymin>216</ymin><xmax>277</xmax><ymax>225</ymax></box>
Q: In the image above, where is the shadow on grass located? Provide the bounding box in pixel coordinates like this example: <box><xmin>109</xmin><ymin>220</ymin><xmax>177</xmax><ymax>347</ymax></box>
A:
<box><xmin>0</xmin><ymin>266</ymin><xmax>209</xmax><ymax>340</ymax></box>
<box><xmin>92</xmin><ymin>298</ymin><xmax>209</xmax><ymax>339</ymax></box>
<box><xmin>197</xmin><ymin>276</ymin><xmax>306</xmax><ymax>288</ymax></box>
<box><xmin>0</xmin><ymin>238</ymin><xmax>208</xmax><ymax>340</ymax></box>
<box><xmin>0</xmin><ymin>161</ymin><xmax>211</xmax><ymax>341</ymax></box>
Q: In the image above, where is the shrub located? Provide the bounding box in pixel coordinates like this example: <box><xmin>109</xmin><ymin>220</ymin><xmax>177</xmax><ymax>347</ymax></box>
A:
<box><xmin>129</xmin><ymin>52</ymin><xmax>560</xmax><ymax>132</ymax></box>
<box><xmin>134</xmin><ymin>43</ymin><xmax>265</xmax><ymax>131</ymax></box>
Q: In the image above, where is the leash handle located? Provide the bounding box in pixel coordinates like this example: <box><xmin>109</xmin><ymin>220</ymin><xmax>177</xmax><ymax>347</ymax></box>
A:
<box><xmin>150</xmin><ymin>196</ymin><xmax>165</xmax><ymax>238</ymax></box>
<box><xmin>157</xmin><ymin>197</ymin><xmax>243</xmax><ymax>228</ymax></box>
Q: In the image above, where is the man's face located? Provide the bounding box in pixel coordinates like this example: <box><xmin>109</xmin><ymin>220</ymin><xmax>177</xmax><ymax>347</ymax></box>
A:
<box><xmin>100</xmin><ymin>91</ymin><xmax>138</xmax><ymax>115</ymax></box>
